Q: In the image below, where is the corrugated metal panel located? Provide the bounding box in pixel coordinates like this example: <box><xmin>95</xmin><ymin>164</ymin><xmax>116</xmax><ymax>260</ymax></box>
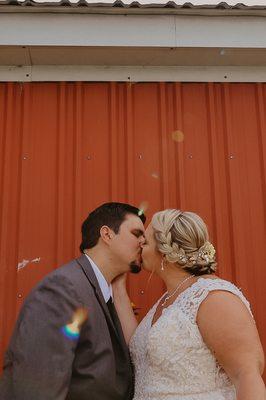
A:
<box><xmin>0</xmin><ymin>82</ymin><xmax>266</xmax><ymax>380</ymax></box>
<box><xmin>1</xmin><ymin>0</ymin><xmax>266</xmax><ymax>9</ymax></box>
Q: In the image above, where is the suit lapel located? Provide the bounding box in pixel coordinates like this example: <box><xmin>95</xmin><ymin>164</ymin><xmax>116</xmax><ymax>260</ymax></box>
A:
<box><xmin>75</xmin><ymin>254</ymin><xmax>126</xmax><ymax>347</ymax></box>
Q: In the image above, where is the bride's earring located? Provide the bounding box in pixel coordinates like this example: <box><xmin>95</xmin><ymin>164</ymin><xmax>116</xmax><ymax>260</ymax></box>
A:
<box><xmin>161</xmin><ymin>258</ymin><xmax>165</xmax><ymax>271</ymax></box>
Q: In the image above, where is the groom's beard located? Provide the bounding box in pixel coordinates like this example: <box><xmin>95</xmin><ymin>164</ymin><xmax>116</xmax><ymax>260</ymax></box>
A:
<box><xmin>129</xmin><ymin>261</ymin><xmax>141</xmax><ymax>274</ymax></box>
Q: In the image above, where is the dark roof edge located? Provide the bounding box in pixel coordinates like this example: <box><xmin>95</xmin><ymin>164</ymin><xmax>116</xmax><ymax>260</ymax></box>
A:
<box><xmin>1</xmin><ymin>0</ymin><xmax>266</xmax><ymax>15</ymax></box>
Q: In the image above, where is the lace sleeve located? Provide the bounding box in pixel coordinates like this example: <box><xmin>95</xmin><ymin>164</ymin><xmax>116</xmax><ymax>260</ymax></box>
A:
<box><xmin>178</xmin><ymin>278</ymin><xmax>253</xmax><ymax>324</ymax></box>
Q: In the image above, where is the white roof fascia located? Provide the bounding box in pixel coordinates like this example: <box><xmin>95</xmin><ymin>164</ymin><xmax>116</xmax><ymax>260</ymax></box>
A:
<box><xmin>0</xmin><ymin>13</ymin><xmax>266</xmax><ymax>47</ymax></box>
<box><xmin>1</xmin><ymin>65</ymin><xmax>266</xmax><ymax>82</ymax></box>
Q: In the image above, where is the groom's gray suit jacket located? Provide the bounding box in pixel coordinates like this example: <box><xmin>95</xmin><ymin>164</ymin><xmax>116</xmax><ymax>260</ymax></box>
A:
<box><xmin>0</xmin><ymin>254</ymin><xmax>134</xmax><ymax>400</ymax></box>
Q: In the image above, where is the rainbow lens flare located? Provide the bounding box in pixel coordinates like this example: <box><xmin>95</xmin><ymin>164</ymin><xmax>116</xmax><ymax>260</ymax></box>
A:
<box><xmin>61</xmin><ymin>307</ymin><xmax>88</xmax><ymax>341</ymax></box>
<box><xmin>61</xmin><ymin>324</ymin><xmax>80</xmax><ymax>340</ymax></box>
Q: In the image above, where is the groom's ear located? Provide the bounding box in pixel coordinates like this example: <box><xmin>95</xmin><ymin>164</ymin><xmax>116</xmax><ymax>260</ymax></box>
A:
<box><xmin>100</xmin><ymin>226</ymin><xmax>114</xmax><ymax>244</ymax></box>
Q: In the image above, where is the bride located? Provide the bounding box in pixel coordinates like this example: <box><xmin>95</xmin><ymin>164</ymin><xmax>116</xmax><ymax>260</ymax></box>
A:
<box><xmin>113</xmin><ymin>209</ymin><xmax>265</xmax><ymax>400</ymax></box>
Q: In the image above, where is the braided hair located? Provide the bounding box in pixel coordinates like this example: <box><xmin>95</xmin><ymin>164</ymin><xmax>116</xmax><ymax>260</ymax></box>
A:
<box><xmin>151</xmin><ymin>209</ymin><xmax>217</xmax><ymax>276</ymax></box>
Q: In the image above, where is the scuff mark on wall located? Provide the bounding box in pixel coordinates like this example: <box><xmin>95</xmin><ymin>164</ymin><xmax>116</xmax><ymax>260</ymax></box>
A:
<box><xmin>17</xmin><ymin>257</ymin><xmax>41</xmax><ymax>271</ymax></box>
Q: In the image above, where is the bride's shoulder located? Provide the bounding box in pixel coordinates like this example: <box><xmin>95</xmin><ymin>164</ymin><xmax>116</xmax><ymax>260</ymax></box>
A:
<box><xmin>194</xmin><ymin>276</ymin><xmax>252</xmax><ymax>315</ymax></box>
<box><xmin>195</xmin><ymin>276</ymin><xmax>241</xmax><ymax>292</ymax></box>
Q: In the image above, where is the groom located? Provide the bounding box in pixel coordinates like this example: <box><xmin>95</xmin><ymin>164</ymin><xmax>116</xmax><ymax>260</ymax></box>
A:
<box><xmin>0</xmin><ymin>202</ymin><xmax>146</xmax><ymax>400</ymax></box>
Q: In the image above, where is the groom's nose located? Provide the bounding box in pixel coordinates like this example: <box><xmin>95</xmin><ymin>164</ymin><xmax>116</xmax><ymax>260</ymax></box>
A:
<box><xmin>139</xmin><ymin>235</ymin><xmax>146</xmax><ymax>246</ymax></box>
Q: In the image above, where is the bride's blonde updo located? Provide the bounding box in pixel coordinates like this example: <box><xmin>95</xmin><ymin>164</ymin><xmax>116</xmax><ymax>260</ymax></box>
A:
<box><xmin>151</xmin><ymin>209</ymin><xmax>217</xmax><ymax>276</ymax></box>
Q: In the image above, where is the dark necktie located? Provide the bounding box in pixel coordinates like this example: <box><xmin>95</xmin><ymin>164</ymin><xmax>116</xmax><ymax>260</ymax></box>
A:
<box><xmin>106</xmin><ymin>298</ymin><xmax>121</xmax><ymax>334</ymax></box>
<box><xmin>107</xmin><ymin>297</ymin><xmax>134</xmax><ymax>392</ymax></box>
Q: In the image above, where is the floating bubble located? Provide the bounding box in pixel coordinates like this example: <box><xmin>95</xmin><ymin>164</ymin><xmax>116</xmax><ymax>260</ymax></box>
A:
<box><xmin>172</xmin><ymin>130</ymin><xmax>184</xmax><ymax>143</ymax></box>
<box><xmin>138</xmin><ymin>201</ymin><xmax>149</xmax><ymax>216</ymax></box>
<box><xmin>61</xmin><ymin>307</ymin><xmax>88</xmax><ymax>341</ymax></box>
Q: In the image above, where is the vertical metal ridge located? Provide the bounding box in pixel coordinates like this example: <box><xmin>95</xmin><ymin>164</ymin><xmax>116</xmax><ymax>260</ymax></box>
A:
<box><xmin>125</xmin><ymin>82</ymin><xmax>135</xmax><ymax>301</ymax></box>
<box><xmin>205</xmin><ymin>84</ymin><xmax>219</xmax><ymax>249</ymax></box>
<box><xmin>164</xmin><ymin>83</ymin><xmax>177</xmax><ymax>208</ymax></box>
<box><xmin>13</xmin><ymin>82</ymin><xmax>24</xmax><ymax>301</ymax></box>
<box><xmin>0</xmin><ymin>85</ymin><xmax>8</xmax><ymax>245</ymax></box>
<box><xmin>158</xmin><ymin>82</ymin><xmax>170</xmax><ymax>208</ymax></box>
<box><xmin>73</xmin><ymin>82</ymin><xmax>83</xmax><ymax>253</ymax></box>
<box><xmin>56</xmin><ymin>82</ymin><xmax>66</xmax><ymax>265</ymax></box>
<box><xmin>221</xmin><ymin>83</ymin><xmax>237</xmax><ymax>283</ymax></box>
<box><xmin>125</xmin><ymin>82</ymin><xmax>135</xmax><ymax>203</ymax></box>
<box><xmin>174</xmin><ymin>82</ymin><xmax>186</xmax><ymax>209</ymax></box>
<box><xmin>109</xmin><ymin>82</ymin><xmax>119</xmax><ymax>201</ymax></box>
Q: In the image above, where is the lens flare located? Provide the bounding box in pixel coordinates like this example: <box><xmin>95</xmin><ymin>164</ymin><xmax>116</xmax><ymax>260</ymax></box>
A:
<box><xmin>172</xmin><ymin>130</ymin><xmax>184</xmax><ymax>143</ymax></box>
<box><xmin>138</xmin><ymin>201</ymin><xmax>149</xmax><ymax>216</ymax></box>
<box><xmin>61</xmin><ymin>307</ymin><xmax>88</xmax><ymax>341</ymax></box>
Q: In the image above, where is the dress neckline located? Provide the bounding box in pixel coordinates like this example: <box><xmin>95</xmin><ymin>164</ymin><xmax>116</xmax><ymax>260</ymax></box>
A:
<box><xmin>150</xmin><ymin>276</ymin><xmax>221</xmax><ymax>329</ymax></box>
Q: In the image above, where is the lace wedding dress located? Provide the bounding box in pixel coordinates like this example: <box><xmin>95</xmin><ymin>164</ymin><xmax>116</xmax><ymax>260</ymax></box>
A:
<box><xmin>129</xmin><ymin>278</ymin><xmax>252</xmax><ymax>400</ymax></box>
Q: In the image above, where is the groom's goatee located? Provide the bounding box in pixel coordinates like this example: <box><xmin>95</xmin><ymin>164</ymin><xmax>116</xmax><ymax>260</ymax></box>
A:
<box><xmin>129</xmin><ymin>262</ymin><xmax>141</xmax><ymax>274</ymax></box>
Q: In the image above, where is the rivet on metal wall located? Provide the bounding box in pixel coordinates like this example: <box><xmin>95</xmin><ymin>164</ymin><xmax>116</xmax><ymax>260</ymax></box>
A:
<box><xmin>18</xmin><ymin>294</ymin><xmax>22</xmax><ymax>298</ymax></box>
<box><xmin>138</xmin><ymin>155</ymin><xmax>143</xmax><ymax>160</ymax></box>
<box><xmin>188</xmin><ymin>154</ymin><xmax>193</xmax><ymax>159</ymax></box>
<box><xmin>86</xmin><ymin>156</ymin><xmax>91</xmax><ymax>160</ymax></box>
<box><xmin>22</xmin><ymin>156</ymin><xmax>27</xmax><ymax>160</ymax></box>
<box><xmin>229</xmin><ymin>155</ymin><xmax>235</xmax><ymax>159</ymax></box>
<box><xmin>140</xmin><ymin>290</ymin><xmax>144</xmax><ymax>295</ymax></box>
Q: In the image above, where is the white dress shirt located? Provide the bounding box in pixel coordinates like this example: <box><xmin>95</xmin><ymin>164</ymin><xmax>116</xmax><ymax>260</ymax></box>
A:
<box><xmin>85</xmin><ymin>253</ymin><xmax>113</xmax><ymax>303</ymax></box>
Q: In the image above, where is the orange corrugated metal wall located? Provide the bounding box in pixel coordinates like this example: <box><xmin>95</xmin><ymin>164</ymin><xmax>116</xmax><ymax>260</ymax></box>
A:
<box><xmin>0</xmin><ymin>82</ymin><xmax>266</xmax><ymax>379</ymax></box>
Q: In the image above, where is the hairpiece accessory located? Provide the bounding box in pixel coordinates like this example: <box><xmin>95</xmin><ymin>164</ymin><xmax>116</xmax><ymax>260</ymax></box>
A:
<box><xmin>197</xmin><ymin>241</ymin><xmax>216</xmax><ymax>264</ymax></box>
<box><xmin>185</xmin><ymin>241</ymin><xmax>216</xmax><ymax>267</ymax></box>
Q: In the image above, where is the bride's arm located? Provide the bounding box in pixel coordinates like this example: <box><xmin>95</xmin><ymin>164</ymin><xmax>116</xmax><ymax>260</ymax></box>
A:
<box><xmin>112</xmin><ymin>273</ymin><xmax>138</xmax><ymax>345</ymax></box>
<box><xmin>197</xmin><ymin>291</ymin><xmax>266</xmax><ymax>400</ymax></box>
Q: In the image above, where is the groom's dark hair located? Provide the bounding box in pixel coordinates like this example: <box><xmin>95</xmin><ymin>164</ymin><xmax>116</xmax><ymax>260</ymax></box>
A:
<box><xmin>80</xmin><ymin>202</ymin><xmax>146</xmax><ymax>252</ymax></box>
